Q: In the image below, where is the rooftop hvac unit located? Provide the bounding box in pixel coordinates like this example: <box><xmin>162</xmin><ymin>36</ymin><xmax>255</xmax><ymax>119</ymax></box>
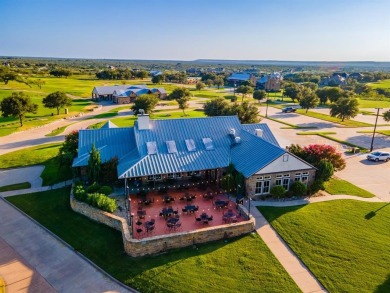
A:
<box><xmin>234</xmin><ymin>136</ymin><xmax>241</xmax><ymax>144</ymax></box>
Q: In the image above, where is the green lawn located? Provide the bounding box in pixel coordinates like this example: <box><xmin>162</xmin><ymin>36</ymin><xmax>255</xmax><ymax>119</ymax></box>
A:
<box><xmin>367</xmin><ymin>79</ymin><xmax>390</xmax><ymax>89</ymax></box>
<box><xmin>0</xmin><ymin>182</ymin><xmax>31</xmax><ymax>192</ymax></box>
<box><xmin>296</xmin><ymin>132</ymin><xmax>368</xmax><ymax>151</ymax></box>
<box><xmin>295</xmin><ymin>109</ymin><xmax>373</xmax><ymax>127</ymax></box>
<box><xmin>324</xmin><ymin>177</ymin><xmax>375</xmax><ymax>198</ymax></box>
<box><xmin>45</xmin><ymin>123</ymin><xmax>74</xmax><ymax>137</ymax></box>
<box><xmin>0</xmin><ymin>143</ymin><xmax>72</xmax><ymax>186</ymax></box>
<box><xmin>258</xmin><ymin>201</ymin><xmax>390</xmax><ymax>293</ymax></box>
<box><xmin>6</xmin><ymin>188</ymin><xmax>300</xmax><ymax>293</ymax></box>
<box><xmin>357</xmin><ymin>98</ymin><xmax>390</xmax><ymax>108</ymax></box>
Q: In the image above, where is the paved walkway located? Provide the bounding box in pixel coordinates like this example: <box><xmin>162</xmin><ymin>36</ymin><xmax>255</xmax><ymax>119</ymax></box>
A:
<box><xmin>0</xmin><ymin>198</ymin><xmax>133</xmax><ymax>293</ymax></box>
<box><xmin>0</xmin><ymin>237</ymin><xmax>56</xmax><ymax>293</ymax></box>
<box><xmin>0</xmin><ymin>180</ymin><xmax>73</xmax><ymax>198</ymax></box>
<box><xmin>0</xmin><ymin>166</ymin><xmax>45</xmax><ymax>189</ymax></box>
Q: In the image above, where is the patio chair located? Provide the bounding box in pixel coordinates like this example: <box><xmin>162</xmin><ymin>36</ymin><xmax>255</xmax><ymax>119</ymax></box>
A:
<box><xmin>150</xmin><ymin>219</ymin><xmax>155</xmax><ymax>224</ymax></box>
<box><xmin>136</xmin><ymin>228</ymin><xmax>143</xmax><ymax>234</ymax></box>
<box><xmin>208</xmin><ymin>215</ymin><xmax>213</xmax><ymax>221</ymax></box>
<box><xmin>182</xmin><ymin>208</ymin><xmax>187</xmax><ymax>213</ymax></box>
<box><xmin>195</xmin><ymin>217</ymin><xmax>202</xmax><ymax>222</ymax></box>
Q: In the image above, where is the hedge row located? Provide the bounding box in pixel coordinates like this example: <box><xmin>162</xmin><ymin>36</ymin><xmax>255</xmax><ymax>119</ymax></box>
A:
<box><xmin>73</xmin><ymin>184</ymin><xmax>117</xmax><ymax>213</ymax></box>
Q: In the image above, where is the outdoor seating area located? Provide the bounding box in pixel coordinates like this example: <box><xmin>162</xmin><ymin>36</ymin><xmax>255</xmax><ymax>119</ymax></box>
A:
<box><xmin>129</xmin><ymin>187</ymin><xmax>245</xmax><ymax>239</ymax></box>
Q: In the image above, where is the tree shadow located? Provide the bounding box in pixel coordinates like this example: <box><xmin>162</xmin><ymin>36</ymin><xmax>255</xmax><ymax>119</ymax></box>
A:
<box><xmin>374</xmin><ymin>273</ymin><xmax>390</xmax><ymax>293</ymax></box>
<box><xmin>365</xmin><ymin>203</ymin><xmax>390</xmax><ymax>220</ymax></box>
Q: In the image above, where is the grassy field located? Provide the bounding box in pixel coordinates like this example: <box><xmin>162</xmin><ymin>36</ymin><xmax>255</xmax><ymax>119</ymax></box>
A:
<box><xmin>6</xmin><ymin>188</ymin><xmax>300</xmax><ymax>293</ymax></box>
<box><xmin>324</xmin><ymin>177</ymin><xmax>375</xmax><ymax>198</ymax></box>
<box><xmin>0</xmin><ymin>143</ymin><xmax>72</xmax><ymax>186</ymax></box>
<box><xmin>0</xmin><ymin>182</ymin><xmax>31</xmax><ymax>192</ymax></box>
<box><xmin>45</xmin><ymin>123</ymin><xmax>74</xmax><ymax>137</ymax></box>
<box><xmin>367</xmin><ymin>79</ymin><xmax>390</xmax><ymax>89</ymax></box>
<box><xmin>357</xmin><ymin>98</ymin><xmax>390</xmax><ymax>108</ymax></box>
<box><xmin>258</xmin><ymin>201</ymin><xmax>390</xmax><ymax>293</ymax></box>
<box><xmin>295</xmin><ymin>109</ymin><xmax>373</xmax><ymax>127</ymax></box>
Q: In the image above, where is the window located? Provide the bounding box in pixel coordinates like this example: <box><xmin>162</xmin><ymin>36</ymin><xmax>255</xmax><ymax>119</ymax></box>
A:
<box><xmin>276</xmin><ymin>179</ymin><xmax>282</xmax><ymax>186</ymax></box>
<box><xmin>302</xmin><ymin>175</ymin><xmax>309</xmax><ymax>186</ymax></box>
<box><xmin>147</xmin><ymin>174</ymin><xmax>161</xmax><ymax>181</ymax></box>
<box><xmin>168</xmin><ymin>173</ymin><xmax>182</xmax><ymax>179</ymax></box>
<box><xmin>256</xmin><ymin>176</ymin><xmax>263</xmax><ymax>180</ymax></box>
<box><xmin>185</xmin><ymin>139</ymin><xmax>196</xmax><ymax>152</ymax></box>
<box><xmin>263</xmin><ymin>180</ymin><xmax>270</xmax><ymax>194</ymax></box>
<box><xmin>166</xmin><ymin>140</ymin><xmax>177</xmax><ymax>153</ymax></box>
<box><xmin>255</xmin><ymin>181</ymin><xmax>263</xmax><ymax>195</ymax></box>
<box><xmin>187</xmin><ymin>171</ymin><xmax>200</xmax><ymax>176</ymax></box>
<box><xmin>276</xmin><ymin>175</ymin><xmax>282</xmax><ymax>179</ymax></box>
<box><xmin>282</xmin><ymin>178</ymin><xmax>290</xmax><ymax>190</ymax></box>
<box><xmin>202</xmin><ymin>138</ymin><xmax>214</xmax><ymax>150</ymax></box>
<box><xmin>264</xmin><ymin>175</ymin><xmax>271</xmax><ymax>180</ymax></box>
<box><xmin>283</xmin><ymin>154</ymin><xmax>289</xmax><ymax>162</ymax></box>
<box><xmin>175</xmin><ymin>173</ymin><xmax>182</xmax><ymax>179</ymax></box>
<box><xmin>146</xmin><ymin>141</ymin><xmax>157</xmax><ymax>155</ymax></box>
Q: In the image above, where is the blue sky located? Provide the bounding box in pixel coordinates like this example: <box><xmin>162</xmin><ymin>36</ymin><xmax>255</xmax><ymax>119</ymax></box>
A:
<box><xmin>1</xmin><ymin>0</ymin><xmax>389</xmax><ymax>61</ymax></box>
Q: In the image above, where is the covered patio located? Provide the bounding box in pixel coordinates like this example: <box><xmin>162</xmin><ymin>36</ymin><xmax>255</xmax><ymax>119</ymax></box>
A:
<box><xmin>128</xmin><ymin>187</ymin><xmax>246</xmax><ymax>240</ymax></box>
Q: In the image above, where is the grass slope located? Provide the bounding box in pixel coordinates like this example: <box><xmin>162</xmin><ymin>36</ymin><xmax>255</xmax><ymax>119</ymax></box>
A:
<box><xmin>324</xmin><ymin>177</ymin><xmax>375</xmax><ymax>198</ymax></box>
<box><xmin>0</xmin><ymin>182</ymin><xmax>31</xmax><ymax>192</ymax></box>
<box><xmin>0</xmin><ymin>143</ymin><xmax>71</xmax><ymax>186</ymax></box>
<box><xmin>6</xmin><ymin>188</ymin><xmax>300</xmax><ymax>293</ymax></box>
<box><xmin>258</xmin><ymin>201</ymin><xmax>390</xmax><ymax>293</ymax></box>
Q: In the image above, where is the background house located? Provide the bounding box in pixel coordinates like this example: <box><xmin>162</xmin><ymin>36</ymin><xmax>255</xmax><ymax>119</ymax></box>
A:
<box><xmin>92</xmin><ymin>85</ymin><xmax>167</xmax><ymax>103</ymax></box>
<box><xmin>227</xmin><ymin>73</ymin><xmax>256</xmax><ymax>86</ymax></box>
<box><xmin>256</xmin><ymin>72</ymin><xmax>283</xmax><ymax>91</ymax></box>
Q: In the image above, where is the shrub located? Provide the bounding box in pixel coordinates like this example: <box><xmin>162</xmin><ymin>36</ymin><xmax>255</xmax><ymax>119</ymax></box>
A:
<box><xmin>73</xmin><ymin>184</ymin><xmax>87</xmax><ymax>201</ymax></box>
<box><xmin>316</xmin><ymin>159</ymin><xmax>334</xmax><ymax>182</ymax></box>
<box><xmin>98</xmin><ymin>185</ymin><xmax>113</xmax><ymax>196</ymax></box>
<box><xmin>270</xmin><ymin>186</ymin><xmax>286</xmax><ymax>199</ymax></box>
<box><xmin>87</xmin><ymin>182</ymin><xmax>101</xmax><ymax>193</ymax></box>
<box><xmin>86</xmin><ymin>192</ymin><xmax>117</xmax><ymax>213</ymax></box>
<box><xmin>290</xmin><ymin>181</ymin><xmax>307</xmax><ymax>197</ymax></box>
<box><xmin>308</xmin><ymin>179</ymin><xmax>325</xmax><ymax>195</ymax></box>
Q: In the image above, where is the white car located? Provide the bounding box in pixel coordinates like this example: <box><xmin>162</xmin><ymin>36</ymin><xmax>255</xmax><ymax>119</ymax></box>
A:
<box><xmin>366</xmin><ymin>151</ymin><xmax>390</xmax><ymax>162</ymax></box>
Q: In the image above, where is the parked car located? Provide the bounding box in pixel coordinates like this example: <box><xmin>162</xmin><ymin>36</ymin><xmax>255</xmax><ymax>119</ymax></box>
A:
<box><xmin>281</xmin><ymin>107</ymin><xmax>297</xmax><ymax>113</ymax></box>
<box><xmin>366</xmin><ymin>151</ymin><xmax>390</xmax><ymax>162</ymax></box>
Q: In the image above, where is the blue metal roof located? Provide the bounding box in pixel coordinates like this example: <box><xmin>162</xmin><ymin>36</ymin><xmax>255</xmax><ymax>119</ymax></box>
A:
<box><xmin>73</xmin><ymin>116</ymin><xmax>290</xmax><ymax>179</ymax></box>
<box><xmin>231</xmin><ymin>130</ymin><xmax>285</xmax><ymax>178</ymax></box>
<box><xmin>227</xmin><ymin>73</ymin><xmax>252</xmax><ymax>81</ymax></box>
<box><xmin>241</xmin><ymin>123</ymin><xmax>280</xmax><ymax>146</ymax></box>
<box><xmin>72</xmin><ymin>128</ymin><xmax>137</xmax><ymax>167</ymax></box>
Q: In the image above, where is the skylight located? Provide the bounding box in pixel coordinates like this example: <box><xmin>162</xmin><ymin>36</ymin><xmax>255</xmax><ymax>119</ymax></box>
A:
<box><xmin>166</xmin><ymin>140</ymin><xmax>178</xmax><ymax>154</ymax></box>
<box><xmin>146</xmin><ymin>141</ymin><xmax>157</xmax><ymax>155</ymax></box>
<box><xmin>202</xmin><ymin>138</ymin><xmax>214</xmax><ymax>151</ymax></box>
<box><xmin>185</xmin><ymin>139</ymin><xmax>196</xmax><ymax>152</ymax></box>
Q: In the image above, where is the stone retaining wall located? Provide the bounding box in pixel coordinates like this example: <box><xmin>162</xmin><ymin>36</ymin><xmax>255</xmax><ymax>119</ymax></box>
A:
<box><xmin>70</xmin><ymin>191</ymin><xmax>255</xmax><ymax>257</ymax></box>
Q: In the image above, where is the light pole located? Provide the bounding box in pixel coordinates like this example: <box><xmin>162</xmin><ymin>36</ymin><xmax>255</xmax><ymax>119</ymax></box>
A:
<box><xmin>370</xmin><ymin>108</ymin><xmax>382</xmax><ymax>152</ymax></box>
<box><xmin>265</xmin><ymin>98</ymin><xmax>269</xmax><ymax>118</ymax></box>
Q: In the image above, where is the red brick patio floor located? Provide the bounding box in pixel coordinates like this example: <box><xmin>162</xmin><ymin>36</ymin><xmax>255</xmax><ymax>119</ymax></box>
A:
<box><xmin>129</xmin><ymin>188</ymin><xmax>245</xmax><ymax>239</ymax></box>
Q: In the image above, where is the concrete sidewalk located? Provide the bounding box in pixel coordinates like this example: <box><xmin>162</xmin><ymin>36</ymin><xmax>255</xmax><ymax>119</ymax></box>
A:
<box><xmin>0</xmin><ymin>198</ymin><xmax>133</xmax><ymax>293</ymax></box>
<box><xmin>0</xmin><ymin>180</ymin><xmax>73</xmax><ymax>198</ymax></box>
<box><xmin>247</xmin><ymin>202</ymin><xmax>327</xmax><ymax>293</ymax></box>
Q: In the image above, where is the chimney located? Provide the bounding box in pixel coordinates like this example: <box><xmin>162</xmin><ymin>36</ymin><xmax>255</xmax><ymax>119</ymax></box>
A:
<box><xmin>255</xmin><ymin>129</ymin><xmax>263</xmax><ymax>138</ymax></box>
<box><xmin>137</xmin><ymin>111</ymin><xmax>150</xmax><ymax>130</ymax></box>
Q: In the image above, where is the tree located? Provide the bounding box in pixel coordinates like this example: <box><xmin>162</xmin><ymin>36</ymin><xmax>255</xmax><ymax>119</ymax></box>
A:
<box><xmin>289</xmin><ymin>143</ymin><xmax>346</xmax><ymax>171</ymax></box>
<box><xmin>49</xmin><ymin>68</ymin><xmax>71</xmax><ymax>78</ymax></box>
<box><xmin>316</xmin><ymin>159</ymin><xmax>334</xmax><ymax>181</ymax></box>
<box><xmin>177</xmin><ymin>96</ymin><xmax>190</xmax><ymax>116</ymax></box>
<box><xmin>43</xmin><ymin>91</ymin><xmax>72</xmax><ymax>115</ymax></box>
<box><xmin>168</xmin><ymin>87</ymin><xmax>191</xmax><ymax>101</ymax></box>
<box><xmin>270</xmin><ymin>185</ymin><xmax>286</xmax><ymax>199</ymax></box>
<box><xmin>136</xmin><ymin>70</ymin><xmax>148</xmax><ymax>79</ymax></box>
<box><xmin>299</xmin><ymin>88</ymin><xmax>319</xmax><ymax>113</ymax></box>
<box><xmin>315</xmin><ymin>88</ymin><xmax>329</xmax><ymax>105</ymax></box>
<box><xmin>88</xmin><ymin>144</ymin><xmax>101</xmax><ymax>183</ymax></box>
<box><xmin>301</xmin><ymin>82</ymin><xmax>318</xmax><ymax>91</ymax></box>
<box><xmin>383</xmin><ymin>110</ymin><xmax>390</xmax><ymax>122</ymax></box>
<box><xmin>58</xmin><ymin>130</ymin><xmax>79</xmax><ymax>167</ymax></box>
<box><xmin>151</xmin><ymin>75</ymin><xmax>164</xmax><ymax>84</ymax></box>
<box><xmin>326</xmin><ymin>87</ymin><xmax>344</xmax><ymax>103</ymax></box>
<box><xmin>214</xmin><ymin>76</ymin><xmax>224</xmax><ymax>89</ymax></box>
<box><xmin>0</xmin><ymin>92</ymin><xmax>38</xmax><ymax>126</ymax></box>
<box><xmin>131</xmin><ymin>94</ymin><xmax>159</xmax><ymax>114</ymax></box>
<box><xmin>229</xmin><ymin>101</ymin><xmax>260</xmax><ymax>124</ymax></box>
<box><xmin>195</xmin><ymin>81</ymin><xmax>205</xmax><ymax>91</ymax></box>
<box><xmin>253</xmin><ymin>90</ymin><xmax>267</xmax><ymax>101</ymax></box>
<box><xmin>205</xmin><ymin>79</ymin><xmax>213</xmax><ymax>88</ymax></box>
<box><xmin>33</xmin><ymin>79</ymin><xmax>45</xmax><ymax>89</ymax></box>
<box><xmin>330</xmin><ymin>97</ymin><xmax>359</xmax><ymax>121</ymax></box>
<box><xmin>203</xmin><ymin>97</ymin><xmax>230</xmax><ymax>117</ymax></box>
<box><xmin>236</xmin><ymin>85</ymin><xmax>254</xmax><ymax>102</ymax></box>
<box><xmin>0</xmin><ymin>67</ymin><xmax>17</xmax><ymax>84</ymax></box>
<box><xmin>283</xmin><ymin>83</ymin><xmax>301</xmax><ymax>102</ymax></box>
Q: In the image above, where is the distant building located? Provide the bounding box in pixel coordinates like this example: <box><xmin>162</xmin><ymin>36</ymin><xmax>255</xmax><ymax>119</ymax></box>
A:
<box><xmin>92</xmin><ymin>85</ymin><xmax>167</xmax><ymax>104</ymax></box>
<box><xmin>349</xmin><ymin>72</ymin><xmax>364</xmax><ymax>80</ymax></box>
<box><xmin>320</xmin><ymin>74</ymin><xmax>347</xmax><ymax>86</ymax></box>
<box><xmin>227</xmin><ymin>73</ymin><xmax>256</xmax><ymax>86</ymax></box>
<box><xmin>150</xmin><ymin>70</ymin><xmax>163</xmax><ymax>77</ymax></box>
<box><xmin>256</xmin><ymin>72</ymin><xmax>283</xmax><ymax>91</ymax></box>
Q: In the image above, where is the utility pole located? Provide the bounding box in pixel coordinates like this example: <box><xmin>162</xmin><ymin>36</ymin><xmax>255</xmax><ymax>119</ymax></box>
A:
<box><xmin>265</xmin><ymin>98</ymin><xmax>269</xmax><ymax>118</ymax></box>
<box><xmin>370</xmin><ymin>108</ymin><xmax>382</xmax><ymax>152</ymax></box>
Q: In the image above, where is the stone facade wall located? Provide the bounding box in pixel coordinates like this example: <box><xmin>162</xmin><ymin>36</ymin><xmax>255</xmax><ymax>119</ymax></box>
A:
<box><xmin>245</xmin><ymin>169</ymin><xmax>316</xmax><ymax>198</ymax></box>
<box><xmin>70</xmin><ymin>191</ymin><xmax>255</xmax><ymax>257</ymax></box>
